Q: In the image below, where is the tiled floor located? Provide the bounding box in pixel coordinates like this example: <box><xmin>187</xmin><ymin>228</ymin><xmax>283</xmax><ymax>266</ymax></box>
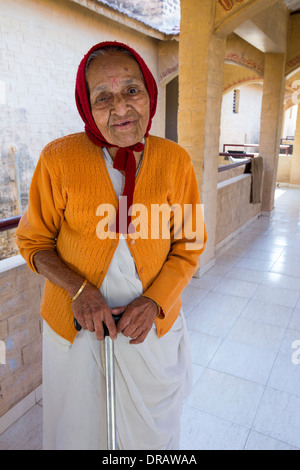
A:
<box><xmin>1</xmin><ymin>187</ymin><xmax>300</xmax><ymax>450</ymax></box>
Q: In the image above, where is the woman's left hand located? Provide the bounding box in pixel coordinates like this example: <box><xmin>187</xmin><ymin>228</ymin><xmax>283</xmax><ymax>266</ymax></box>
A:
<box><xmin>110</xmin><ymin>296</ymin><xmax>158</xmax><ymax>345</ymax></box>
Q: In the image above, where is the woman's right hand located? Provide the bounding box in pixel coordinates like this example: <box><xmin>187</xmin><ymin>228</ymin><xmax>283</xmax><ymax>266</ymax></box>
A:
<box><xmin>72</xmin><ymin>283</ymin><xmax>118</xmax><ymax>341</ymax></box>
<box><xmin>32</xmin><ymin>251</ymin><xmax>117</xmax><ymax>341</ymax></box>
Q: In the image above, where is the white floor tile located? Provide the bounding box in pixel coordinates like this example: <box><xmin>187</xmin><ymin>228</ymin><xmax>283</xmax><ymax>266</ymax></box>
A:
<box><xmin>236</xmin><ymin>257</ymin><xmax>275</xmax><ymax>272</ymax></box>
<box><xmin>276</xmin><ymin>252</ymin><xmax>300</xmax><ymax>266</ymax></box>
<box><xmin>227</xmin><ymin>266</ymin><xmax>267</xmax><ymax>283</ymax></box>
<box><xmin>261</xmin><ymin>272</ymin><xmax>300</xmax><ymax>292</ymax></box>
<box><xmin>189</xmin><ymin>273</ymin><xmax>223</xmax><ymax>291</ymax></box>
<box><xmin>244</xmin><ymin>431</ymin><xmax>299</xmax><ymax>450</ymax></box>
<box><xmin>186</xmin><ymin>308</ymin><xmax>237</xmax><ymax>338</ymax></box>
<box><xmin>180</xmin><ymin>406</ymin><xmax>249</xmax><ymax>450</ymax></box>
<box><xmin>190</xmin><ymin>364</ymin><xmax>205</xmax><ymax>387</ymax></box>
<box><xmin>271</xmin><ymin>261</ymin><xmax>300</xmax><ymax>278</ymax></box>
<box><xmin>182</xmin><ymin>286</ymin><xmax>209</xmax><ymax>316</ymax></box>
<box><xmin>192</xmin><ymin>291</ymin><xmax>248</xmax><ymax>317</ymax></box>
<box><xmin>289</xmin><ymin>308</ymin><xmax>300</xmax><ymax>332</ymax></box>
<box><xmin>186</xmin><ymin>369</ymin><xmax>264</xmax><ymax>428</ymax></box>
<box><xmin>279</xmin><ymin>328</ymin><xmax>300</xmax><ymax>357</ymax></box>
<box><xmin>268</xmin><ymin>352</ymin><xmax>300</xmax><ymax>397</ymax></box>
<box><xmin>209</xmin><ymin>339</ymin><xmax>277</xmax><ymax>385</ymax></box>
<box><xmin>213</xmin><ymin>277</ymin><xmax>258</xmax><ymax>298</ymax></box>
<box><xmin>215</xmin><ymin>253</ymin><xmax>241</xmax><ymax>268</ymax></box>
<box><xmin>0</xmin><ymin>404</ymin><xmax>42</xmax><ymax>450</ymax></box>
<box><xmin>253</xmin><ymin>387</ymin><xmax>300</xmax><ymax>448</ymax></box>
<box><xmin>227</xmin><ymin>317</ymin><xmax>286</xmax><ymax>352</ymax></box>
<box><xmin>241</xmin><ymin>299</ymin><xmax>293</xmax><ymax>328</ymax></box>
<box><xmin>244</xmin><ymin>248</ymin><xmax>282</xmax><ymax>262</ymax></box>
<box><xmin>253</xmin><ymin>285</ymin><xmax>299</xmax><ymax>308</ymax></box>
<box><xmin>188</xmin><ymin>330</ymin><xmax>222</xmax><ymax>367</ymax></box>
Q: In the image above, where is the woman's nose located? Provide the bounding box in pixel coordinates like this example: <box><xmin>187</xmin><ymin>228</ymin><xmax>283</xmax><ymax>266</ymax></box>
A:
<box><xmin>112</xmin><ymin>94</ymin><xmax>129</xmax><ymax>115</ymax></box>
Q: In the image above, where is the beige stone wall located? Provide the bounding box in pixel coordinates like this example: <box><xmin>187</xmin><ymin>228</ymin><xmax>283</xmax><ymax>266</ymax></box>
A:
<box><xmin>216</xmin><ymin>174</ymin><xmax>261</xmax><ymax>246</ymax></box>
<box><xmin>179</xmin><ymin>0</ymin><xmax>226</xmax><ymax>270</ymax></box>
<box><xmin>0</xmin><ymin>259</ymin><xmax>44</xmax><ymax>417</ymax></box>
<box><xmin>277</xmin><ymin>154</ymin><xmax>292</xmax><ymax>183</ymax></box>
<box><xmin>158</xmin><ymin>40</ymin><xmax>179</xmax><ymax>84</ymax></box>
<box><xmin>291</xmin><ymin>95</ymin><xmax>300</xmax><ymax>183</ymax></box>
<box><xmin>260</xmin><ymin>53</ymin><xmax>287</xmax><ymax>211</ymax></box>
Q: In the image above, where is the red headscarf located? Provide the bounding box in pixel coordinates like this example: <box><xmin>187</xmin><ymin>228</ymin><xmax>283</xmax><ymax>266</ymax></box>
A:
<box><xmin>75</xmin><ymin>41</ymin><xmax>158</xmax><ymax>234</ymax></box>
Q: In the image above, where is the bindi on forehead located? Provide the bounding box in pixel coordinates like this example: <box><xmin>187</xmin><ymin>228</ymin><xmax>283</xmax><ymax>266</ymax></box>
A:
<box><xmin>112</xmin><ymin>77</ymin><xmax>118</xmax><ymax>89</ymax></box>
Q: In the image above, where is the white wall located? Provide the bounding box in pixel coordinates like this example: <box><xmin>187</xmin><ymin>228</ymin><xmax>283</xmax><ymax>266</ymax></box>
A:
<box><xmin>282</xmin><ymin>104</ymin><xmax>298</xmax><ymax>139</ymax></box>
<box><xmin>219</xmin><ymin>83</ymin><xmax>263</xmax><ymax>153</ymax></box>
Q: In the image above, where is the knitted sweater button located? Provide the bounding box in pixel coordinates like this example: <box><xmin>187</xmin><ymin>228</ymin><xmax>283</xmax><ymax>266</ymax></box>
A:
<box><xmin>130</xmin><ymin>239</ymin><xmax>135</xmax><ymax>246</ymax></box>
<box><xmin>140</xmin><ymin>267</ymin><xmax>144</xmax><ymax>274</ymax></box>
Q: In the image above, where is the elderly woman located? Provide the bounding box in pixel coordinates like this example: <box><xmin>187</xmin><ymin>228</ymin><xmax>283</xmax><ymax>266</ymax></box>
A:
<box><xmin>16</xmin><ymin>41</ymin><xmax>207</xmax><ymax>450</ymax></box>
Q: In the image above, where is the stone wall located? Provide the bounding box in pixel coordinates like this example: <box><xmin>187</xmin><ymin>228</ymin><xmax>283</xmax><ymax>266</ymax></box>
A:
<box><xmin>216</xmin><ymin>173</ymin><xmax>262</xmax><ymax>246</ymax></box>
<box><xmin>0</xmin><ymin>258</ymin><xmax>44</xmax><ymax>418</ymax></box>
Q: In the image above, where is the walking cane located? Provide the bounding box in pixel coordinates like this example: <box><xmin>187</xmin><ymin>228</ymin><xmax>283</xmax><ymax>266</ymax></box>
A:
<box><xmin>74</xmin><ymin>314</ymin><xmax>122</xmax><ymax>451</ymax></box>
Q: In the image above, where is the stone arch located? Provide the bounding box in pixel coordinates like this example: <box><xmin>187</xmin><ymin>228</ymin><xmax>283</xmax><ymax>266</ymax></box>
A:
<box><xmin>224</xmin><ymin>77</ymin><xmax>263</xmax><ymax>94</ymax></box>
<box><xmin>223</xmin><ymin>59</ymin><xmax>263</xmax><ymax>94</ymax></box>
<box><xmin>159</xmin><ymin>64</ymin><xmax>179</xmax><ymax>86</ymax></box>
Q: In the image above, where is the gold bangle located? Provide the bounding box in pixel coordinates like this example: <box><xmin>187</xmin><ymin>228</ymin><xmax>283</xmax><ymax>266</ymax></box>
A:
<box><xmin>71</xmin><ymin>279</ymin><xmax>88</xmax><ymax>302</ymax></box>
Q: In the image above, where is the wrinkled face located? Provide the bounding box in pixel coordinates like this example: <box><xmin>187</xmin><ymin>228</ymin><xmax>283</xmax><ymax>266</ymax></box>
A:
<box><xmin>86</xmin><ymin>52</ymin><xmax>150</xmax><ymax>148</ymax></box>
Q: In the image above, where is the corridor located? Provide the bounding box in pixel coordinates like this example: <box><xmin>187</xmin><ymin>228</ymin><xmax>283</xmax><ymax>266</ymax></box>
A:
<box><xmin>181</xmin><ymin>186</ymin><xmax>300</xmax><ymax>450</ymax></box>
<box><xmin>0</xmin><ymin>187</ymin><xmax>300</xmax><ymax>450</ymax></box>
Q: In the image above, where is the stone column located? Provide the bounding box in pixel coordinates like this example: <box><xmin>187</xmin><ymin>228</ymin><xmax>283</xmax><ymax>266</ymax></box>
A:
<box><xmin>178</xmin><ymin>0</ymin><xmax>226</xmax><ymax>271</ymax></box>
<box><xmin>259</xmin><ymin>53</ymin><xmax>286</xmax><ymax>212</ymax></box>
<box><xmin>290</xmin><ymin>103</ymin><xmax>300</xmax><ymax>185</ymax></box>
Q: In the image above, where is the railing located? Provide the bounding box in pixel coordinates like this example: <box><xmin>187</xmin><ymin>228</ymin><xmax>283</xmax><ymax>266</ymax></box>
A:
<box><xmin>218</xmin><ymin>152</ymin><xmax>254</xmax><ymax>173</ymax></box>
<box><xmin>0</xmin><ymin>216</ymin><xmax>21</xmax><ymax>232</ymax></box>
<box><xmin>223</xmin><ymin>143</ymin><xmax>290</xmax><ymax>156</ymax></box>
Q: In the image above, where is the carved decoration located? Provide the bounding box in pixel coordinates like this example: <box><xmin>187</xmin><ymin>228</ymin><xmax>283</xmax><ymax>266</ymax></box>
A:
<box><xmin>226</xmin><ymin>52</ymin><xmax>264</xmax><ymax>75</ymax></box>
<box><xmin>287</xmin><ymin>55</ymin><xmax>300</xmax><ymax>70</ymax></box>
<box><xmin>218</xmin><ymin>0</ymin><xmax>244</xmax><ymax>12</ymax></box>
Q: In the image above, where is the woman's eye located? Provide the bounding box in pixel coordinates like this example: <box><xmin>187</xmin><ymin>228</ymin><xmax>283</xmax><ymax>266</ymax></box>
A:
<box><xmin>128</xmin><ymin>88</ymin><xmax>138</xmax><ymax>94</ymax></box>
<box><xmin>94</xmin><ymin>95</ymin><xmax>111</xmax><ymax>106</ymax></box>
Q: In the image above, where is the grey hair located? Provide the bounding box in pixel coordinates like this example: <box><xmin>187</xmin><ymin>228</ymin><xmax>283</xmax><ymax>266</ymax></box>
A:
<box><xmin>85</xmin><ymin>46</ymin><xmax>135</xmax><ymax>75</ymax></box>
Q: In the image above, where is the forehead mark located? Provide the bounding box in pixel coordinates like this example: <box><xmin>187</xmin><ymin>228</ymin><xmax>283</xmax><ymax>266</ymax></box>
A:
<box><xmin>112</xmin><ymin>77</ymin><xmax>118</xmax><ymax>90</ymax></box>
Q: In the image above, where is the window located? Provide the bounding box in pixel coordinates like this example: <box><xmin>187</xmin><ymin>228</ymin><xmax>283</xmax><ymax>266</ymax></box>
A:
<box><xmin>233</xmin><ymin>89</ymin><xmax>240</xmax><ymax>114</ymax></box>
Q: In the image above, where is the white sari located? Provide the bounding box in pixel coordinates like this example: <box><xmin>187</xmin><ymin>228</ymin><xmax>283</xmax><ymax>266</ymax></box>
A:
<box><xmin>42</xmin><ymin>148</ymin><xmax>193</xmax><ymax>450</ymax></box>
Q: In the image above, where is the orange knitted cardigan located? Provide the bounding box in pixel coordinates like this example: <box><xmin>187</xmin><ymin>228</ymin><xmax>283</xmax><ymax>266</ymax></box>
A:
<box><xmin>16</xmin><ymin>133</ymin><xmax>207</xmax><ymax>343</ymax></box>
